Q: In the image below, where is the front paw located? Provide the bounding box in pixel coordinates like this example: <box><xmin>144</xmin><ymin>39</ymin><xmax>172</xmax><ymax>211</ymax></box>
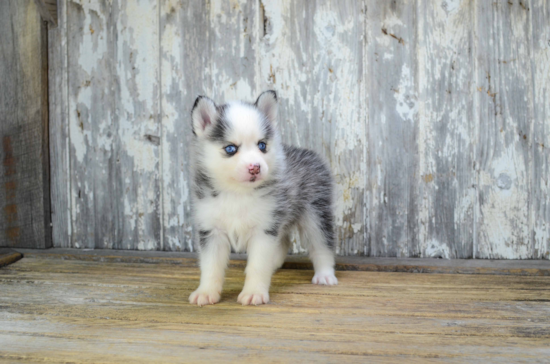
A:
<box><xmin>189</xmin><ymin>288</ymin><xmax>221</xmax><ymax>307</ymax></box>
<box><xmin>312</xmin><ymin>271</ymin><xmax>338</xmax><ymax>285</ymax></box>
<box><xmin>237</xmin><ymin>289</ymin><xmax>269</xmax><ymax>306</ymax></box>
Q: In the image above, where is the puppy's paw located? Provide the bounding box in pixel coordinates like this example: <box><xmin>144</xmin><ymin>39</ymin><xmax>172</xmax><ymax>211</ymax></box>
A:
<box><xmin>237</xmin><ymin>289</ymin><xmax>269</xmax><ymax>306</ymax></box>
<box><xmin>189</xmin><ymin>288</ymin><xmax>221</xmax><ymax>307</ymax></box>
<box><xmin>312</xmin><ymin>271</ymin><xmax>338</xmax><ymax>285</ymax></box>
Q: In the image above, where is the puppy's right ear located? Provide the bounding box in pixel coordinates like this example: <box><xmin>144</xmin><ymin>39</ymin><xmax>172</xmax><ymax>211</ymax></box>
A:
<box><xmin>191</xmin><ymin>96</ymin><xmax>218</xmax><ymax>137</ymax></box>
<box><xmin>255</xmin><ymin>90</ymin><xmax>278</xmax><ymax>126</ymax></box>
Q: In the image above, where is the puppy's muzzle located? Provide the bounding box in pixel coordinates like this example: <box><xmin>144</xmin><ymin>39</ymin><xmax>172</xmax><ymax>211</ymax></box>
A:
<box><xmin>248</xmin><ymin>163</ymin><xmax>260</xmax><ymax>182</ymax></box>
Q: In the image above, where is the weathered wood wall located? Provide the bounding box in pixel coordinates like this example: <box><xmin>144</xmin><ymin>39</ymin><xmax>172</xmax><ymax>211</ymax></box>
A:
<box><xmin>49</xmin><ymin>0</ymin><xmax>549</xmax><ymax>259</ymax></box>
<box><xmin>0</xmin><ymin>0</ymin><xmax>52</xmax><ymax>248</ymax></box>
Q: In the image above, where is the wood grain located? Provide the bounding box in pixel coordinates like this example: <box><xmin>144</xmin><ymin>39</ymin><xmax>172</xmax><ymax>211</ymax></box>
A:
<box><xmin>474</xmin><ymin>0</ymin><xmax>535</xmax><ymax>258</ymax></box>
<box><xmin>113</xmin><ymin>0</ymin><xmax>161</xmax><ymax>250</ymax></box>
<box><xmin>366</xmin><ymin>0</ymin><xmax>418</xmax><ymax>257</ymax></box>
<box><xmin>1</xmin><ymin>256</ymin><xmax>549</xmax><ymax>362</ymax></box>
<box><xmin>530</xmin><ymin>0</ymin><xmax>550</xmax><ymax>259</ymax></box>
<box><xmin>0</xmin><ymin>0</ymin><xmax>51</xmax><ymax>249</ymax></box>
<box><xmin>416</xmin><ymin>0</ymin><xmax>476</xmax><ymax>258</ymax></box>
<box><xmin>0</xmin><ymin>249</ymin><xmax>23</xmax><ymax>268</ymax></box>
<box><xmin>48</xmin><ymin>0</ymin><xmax>71</xmax><ymax>248</ymax></box>
<box><xmin>158</xmin><ymin>0</ymin><xmax>205</xmax><ymax>251</ymax></box>
<box><xmin>66</xmin><ymin>0</ymin><xmax>161</xmax><ymax>250</ymax></box>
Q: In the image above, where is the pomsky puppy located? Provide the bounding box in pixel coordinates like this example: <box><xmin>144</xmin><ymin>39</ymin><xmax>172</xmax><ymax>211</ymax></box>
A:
<box><xmin>189</xmin><ymin>91</ymin><xmax>337</xmax><ymax>306</ymax></box>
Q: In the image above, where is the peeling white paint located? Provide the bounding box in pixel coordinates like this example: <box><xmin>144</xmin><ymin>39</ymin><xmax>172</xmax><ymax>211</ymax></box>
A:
<box><xmin>394</xmin><ymin>63</ymin><xmax>418</xmax><ymax>124</ymax></box>
<box><xmin>425</xmin><ymin>239</ymin><xmax>451</xmax><ymax>259</ymax></box>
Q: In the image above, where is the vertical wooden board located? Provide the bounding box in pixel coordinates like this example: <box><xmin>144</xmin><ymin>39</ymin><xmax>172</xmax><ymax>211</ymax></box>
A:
<box><xmin>260</xmin><ymin>1</ymin><xmax>367</xmax><ymax>255</ymax></box>
<box><xmin>66</xmin><ymin>0</ymin><xmax>113</xmax><ymax>249</ymax></box>
<box><xmin>159</xmin><ymin>0</ymin><xmax>209</xmax><ymax>251</ymax></box>
<box><xmin>530</xmin><ymin>0</ymin><xmax>550</xmax><ymax>259</ymax></box>
<box><xmin>207</xmin><ymin>0</ymin><xmax>261</xmax><ymax>102</ymax></box>
<box><xmin>0</xmin><ymin>0</ymin><xmax>50</xmax><ymax>248</ymax></box>
<box><xmin>474</xmin><ymin>0</ymin><xmax>534</xmax><ymax>258</ymax></box>
<box><xmin>159</xmin><ymin>0</ymin><xmax>200</xmax><ymax>251</ymax></box>
<box><xmin>67</xmin><ymin>0</ymin><xmax>161</xmax><ymax>250</ymax></box>
<box><xmin>365</xmin><ymin>0</ymin><xmax>419</xmax><ymax>257</ymax></box>
<box><xmin>113</xmin><ymin>0</ymin><xmax>161</xmax><ymax>250</ymax></box>
<box><xmin>160</xmin><ymin>0</ymin><xmax>261</xmax><ymax>251</ymax></box>
<box><xmin>49</xmin><ymin>0</ymin><xmax>71</xmax><ymax>247</ymax></box>
<box><xmin>415</xmin><ymin>0</ymin><xmax>476</xmax><ymax>258</ymax></box>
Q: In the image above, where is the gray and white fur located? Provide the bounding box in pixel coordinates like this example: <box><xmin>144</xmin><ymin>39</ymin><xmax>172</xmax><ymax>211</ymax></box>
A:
<box><xmin>189</xmin><ymin>91</ymin><xmax>337</xmax><ymax>307</ymax></box>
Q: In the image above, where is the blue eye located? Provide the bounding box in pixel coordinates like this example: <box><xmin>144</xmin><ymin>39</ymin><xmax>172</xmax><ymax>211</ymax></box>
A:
<box><xmin>224</xmin><ymin>145</ymin><xmax>238</xmax><ymax>155</ymax></box>
<box><xmin>258</xmin><ymin>142</ymin><xmax>267</xmax><ymax>152</ymax></box>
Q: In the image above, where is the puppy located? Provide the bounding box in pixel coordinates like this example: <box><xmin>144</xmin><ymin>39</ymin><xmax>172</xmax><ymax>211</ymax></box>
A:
<box><xmin>189</xmin><ymin>91</ymin><xmax>337</xmax><ymax>306</ymax></box>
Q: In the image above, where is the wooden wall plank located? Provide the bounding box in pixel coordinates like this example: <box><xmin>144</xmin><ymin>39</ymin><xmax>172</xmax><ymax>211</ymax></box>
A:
<box><xmin>260</xmin><ymin>0</ymin><xmax>367</xmax><ymax>254</ymax></box>
<box><xmin>159</xmin><ymin>0</ymin><xmax>205</xmax><ymax>252</ymax></box>
<box><xmin>0</xmin><ymin>0</ymin><xmax>51</xmax><ymax>248</ymax></box>
<box><xmin>416</xmin><ymin>0</ymin><xmax>476</xmax><ymax>258</ymax></box>
<box><xmin>159</xmin><ymin>0</ymin><xmax>261</xmax><ymax>252</ymax></box>
<box><xmin>66</xmin><ymin>0</ymin><xmax>112</xmax><ymax>249</ymax></box>
<box><xmin>206</xmin><ymin>0</ymin><xmax>261</xmax><ymax>102</ymax></box>
<box><xmin>49</xmin><ymin>0</ymin><xmax>71</xmax><ymax>248</ymax></box>
<box><xmin>113</xmin><ymin>0</ymin><xmax>161</xmax><ymax>250</ymax></box>
<box><xmin>365</xmin><ymin>0</ymin><xmax>418</xmax><ymax>257</ymax></box>
<box><xmin>530</xmin><ymin>0</ymin><xmax>550</xmax><ymax>259</ymax></box>
<box><xmin>474</xmin><ymin>0</ymin><xmax>534</xmax><ymax>258</ymax></box>
<box><xmin>66</xmin><ymin>0</ymin><xmax>161</xmax><ymax>250</ymax></box>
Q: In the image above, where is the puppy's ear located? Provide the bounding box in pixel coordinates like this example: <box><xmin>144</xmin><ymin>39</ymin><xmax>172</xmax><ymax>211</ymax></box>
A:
<box><xmin>255</xmin><ymin>90</ymin><xmax>278</xmax><ymax>126</ymax></box>
<box><xmin>191</xmin><ymin>96</ymin><xmax>218</xmax><ymax>137</ymax></box>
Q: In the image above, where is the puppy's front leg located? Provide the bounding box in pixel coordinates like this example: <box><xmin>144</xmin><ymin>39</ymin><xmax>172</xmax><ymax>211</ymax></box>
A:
<box><xmin>189</xmin><ymin>231</ymin><xmax>230</xmax><ymax>307</ymax></box>
<box><xmin>238</xmin><ymin>233</ymin><xmax>286</xmax><ymax>306</ymax></box>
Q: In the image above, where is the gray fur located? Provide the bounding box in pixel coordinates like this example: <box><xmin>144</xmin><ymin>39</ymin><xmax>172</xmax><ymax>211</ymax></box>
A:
<box><xmin>259</xmin><ymin>145</ymin><xmax>335</xmax><ymax>248</ymax></box>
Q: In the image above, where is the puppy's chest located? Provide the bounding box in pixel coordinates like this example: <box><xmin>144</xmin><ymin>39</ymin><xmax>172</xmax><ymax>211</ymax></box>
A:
<box><xmin>197</xmin><ymin>192</ymin><xmax>274</xmax><ymax>235</ymax></box>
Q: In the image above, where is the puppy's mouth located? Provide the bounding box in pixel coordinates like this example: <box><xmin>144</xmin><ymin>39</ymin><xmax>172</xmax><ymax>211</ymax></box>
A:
<box><xmin>249</xmin><ymin>175</ymin><xmax>260</xmax><ymax>182</ymax></box>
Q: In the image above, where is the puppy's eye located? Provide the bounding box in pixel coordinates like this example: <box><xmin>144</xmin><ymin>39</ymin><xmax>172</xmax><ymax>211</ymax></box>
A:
<box><xmin>258</xmin><ymin>142</ymin><xmax>267</xmax><ymax>153</ymax></box>
<box><xmin>224</xmin><ymin>145</ymin><xmax>238</xmax><ymax>156</ymax></box>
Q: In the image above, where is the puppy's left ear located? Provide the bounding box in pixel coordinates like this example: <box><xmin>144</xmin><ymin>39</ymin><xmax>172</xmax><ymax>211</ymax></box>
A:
<box><xmin>255</xmin><ymin>90</ymin><xmax>278</xmax><ymax>126</ymax></box>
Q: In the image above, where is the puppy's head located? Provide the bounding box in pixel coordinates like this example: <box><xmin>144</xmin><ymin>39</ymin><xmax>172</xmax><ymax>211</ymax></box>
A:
<box><xmin>191</xmin><ymin>91</ymin><xmax>280</xmax><ymax>191</ymax></box>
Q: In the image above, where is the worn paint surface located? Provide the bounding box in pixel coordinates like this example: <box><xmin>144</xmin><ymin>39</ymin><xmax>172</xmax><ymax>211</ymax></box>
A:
<box><xmin>49</xmin><ymin>0</ymin><xmax>550</xmax><ymax>258</ymax></box>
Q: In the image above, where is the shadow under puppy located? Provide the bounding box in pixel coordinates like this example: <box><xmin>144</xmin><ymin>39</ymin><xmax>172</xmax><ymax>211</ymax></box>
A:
<box><xmin>189</xmin><ymin>91</ymin><xmax>337</xmax><ymax>307</ymax></box>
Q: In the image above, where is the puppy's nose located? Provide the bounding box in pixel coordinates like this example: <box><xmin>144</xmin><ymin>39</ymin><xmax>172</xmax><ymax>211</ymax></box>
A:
<box><xmin>248</xmin><ymin>163</ymin><xmax>261</xmax><ymax>175</ymax></box>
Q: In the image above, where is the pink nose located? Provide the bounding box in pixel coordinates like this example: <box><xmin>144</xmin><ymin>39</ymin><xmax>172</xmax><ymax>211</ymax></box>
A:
<box><xmin>248</xmin><ymin>163</ymin><xmax>260</xmax><ymax>175</ymax></box>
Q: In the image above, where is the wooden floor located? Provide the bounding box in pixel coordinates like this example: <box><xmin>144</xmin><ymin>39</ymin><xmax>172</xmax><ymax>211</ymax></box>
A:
<box><xmin>1</xmin><ymin>255</ymin><xmax>550</xmax><ymax>363</ymax></box>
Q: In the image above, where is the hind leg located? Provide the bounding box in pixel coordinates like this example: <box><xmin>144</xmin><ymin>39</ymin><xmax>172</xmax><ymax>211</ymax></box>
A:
<box><xmin>275</xmin><ymin>231</ymin><xmax>292</xmax><ymax>268</ymax></box>
<box><xmin>299</xmin><ymin>211</ymin><xmax>338</xmax><ymax>285</ymax></box>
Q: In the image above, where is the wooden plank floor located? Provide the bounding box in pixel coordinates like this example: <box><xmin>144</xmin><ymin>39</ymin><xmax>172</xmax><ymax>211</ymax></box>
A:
<box><xmin>1</xmin><ymin>256</ymin><xmax>550</xmax><ymax>363</ymax></box>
